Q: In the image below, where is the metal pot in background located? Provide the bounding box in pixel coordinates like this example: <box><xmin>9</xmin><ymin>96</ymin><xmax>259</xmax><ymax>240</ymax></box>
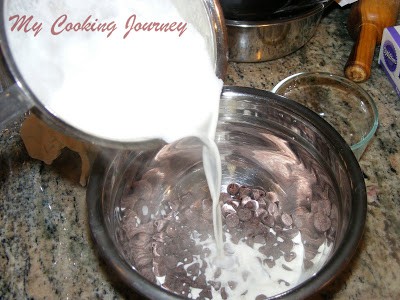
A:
<box><xmin>223</xmin><ymin>0</ymin><xmax>334</xmax><ymax>62</ymax></box>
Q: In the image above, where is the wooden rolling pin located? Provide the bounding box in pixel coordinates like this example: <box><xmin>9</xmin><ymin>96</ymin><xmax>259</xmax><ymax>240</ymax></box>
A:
<box><xmin>344</xmin><ymin>0</ymin><xmax>400</xmax><ymax>82</ymax></box>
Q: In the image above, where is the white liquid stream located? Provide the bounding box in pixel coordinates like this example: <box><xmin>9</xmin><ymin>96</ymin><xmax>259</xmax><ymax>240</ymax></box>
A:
<box><xmin>6</xmin><ymin>0</ymin><xmax>226</xmax><ymax>288</ymax></box>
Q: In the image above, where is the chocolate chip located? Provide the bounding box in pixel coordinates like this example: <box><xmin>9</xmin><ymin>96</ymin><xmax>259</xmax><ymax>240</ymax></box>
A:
<box><xmin>282</xmin><ymin>264</ymin><xmax>293</xmax><ymax>271</ymax></box>
<box><xmin>219</xmin><ymin>192</ymin><xmax>231</xmax><ymax>204</ymax></box>
<box><xmin>278</xmin><ymin>279</ymin><xmax>290</xmax><ymax>286</ymax></box>
<box><xmin>226</xmin><ymin>213</ymin><xmax>240</xmax><ymax>228</ymax></box>
<box><xmin>208</xmin><ymin>280</ymin><xmax>221</xmax><ymax>291</ymax></box>
<box><xmin>227</xmin><ymin>183</ymin><xmax>240</xmax><ymax>196</ymax></box>
<box><xmin>304</xmin><ymin>244</ymin><xmax>319</xmax><ymax>261</ymax></box>
<box><xmin>252</xmin><ymin>188</ymin><xmax>266</xmax><ymax>200</ymax></box>
<box><xmin>153</xmin><ymin>260</ymin><xmax>167</xmax><ymax>277</ymax></box>
<box><xmin>199</xmin><ymin>287</ymin><xmax>213</xmax><ymax>299</ymax></box>
<box><xmin>164</xmin><ymin>255</ymin><xmax>179</xmax><ymax>269</ymax></box>
<box><xmin>255</xmin><ymin>208</ymin><xmax>267</xmax><ymax>218</ymax></box>
<box><xmin>284</xmin><ymin>252</ymin><xmax>297</xmax><ymax>262</ymax></box>
<box><xmin>238</xmin><ymin>186</ymin><xmax>252</xmax><ymax>200</ymax></box>
<box><xmin>264</xmin><ymin>258</ymin><xmax>275</xmax><ymax>268</ymax></box>
<box><xmin>241</xmin><ymin>195</ymin><xmax>252</xmax><ymax>207</ymax></box>
<box><xmin>186</xmin><ymin>263</ymin><xmax>200</xmax><ymax>276</ymax></box>
<box><xmin>260</xmin><ymin>213</ymin><xmax>275</xmax><ymax>227</ymax></box>
<box><xmin>227</xmin><ymin>199</ymin><xmax>240</xmax><ymax>209</ymax></box>
<box><xmin>222</xmin><ymin>203</ymin><xmax>237</xmax><ymax>216</ymax></box>
<box><xmin>268</xmin><ymin>202</ymin><xmax>279</xmax><ymax>216</ymax></box>
<box><xmin>228</xmin><ymin>281</ymin><xmax>238</xmax><ymax>290</ymax></box>
<box><xmin>246</xmin><ymin>236</ymin><xmax>255</xmax><ymax>248</ymax></box>
<box><xmin>278</xmin><ymin>238</ymin><xmax>294</xmax><ymax>253</ymax></box>
<box><xmin>165</xmin><ymin>225</ymin><xmax>178</xmax><ymax>238</ymax></box>
<box><xmin>292</xmin><ymin>208</ymin><xmax>312</xmax><ymax>229</ymax></box>
<box><xmin>254</xmin><ymin>234</ymin><xmax>266</xmax><ymax>244</ymax></box>
<box><xmin>193</xmin><ymin>274</ymin><xmax>207</xmax><ymax>289</ymax></box>
<box><xmin>221</xmin><ymin>287</ymin><xmax>228</xmax><ymax>299</ymax></box>
<box><xmin>244</xmin><ymin>199</ymin><xmax>260</xmax><ymax>211</ymax></box>
<box><xmin>280</xmin><ymin>228</ymin><xmax>300</xmax><ymax>240</ymax></box>
<box><xmin>304</xmin><ymin>259</ymin><xmax>314</xmax><ymax>270</ymax></box>
<box><xmin>281</xmin><ymin>213</ymin><xmax>293</xmax><ymax>227</ymax></box>
<box><xmin>237</xmin><ymin>208</ymin><xmax>252</xmax><ymax>221</ymax></box>
<box><xmin>313</xmin><ymin>212</ymin><xmax>332</xmax><ymax>232</ymax></box>
<box><xmin>256</xmin><ymin>295</ymin><xmax>268</xmax><ymax>300</ymax></box>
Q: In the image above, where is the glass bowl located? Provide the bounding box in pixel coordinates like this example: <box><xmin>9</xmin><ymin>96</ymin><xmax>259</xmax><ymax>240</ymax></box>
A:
<box><xmin>87</xmin><ymin>86</ymin><xmax>366</xmax><ymax>299</ymax></box>
<box><xmin>272</xmin><ymin>72</ymin><xmax>379</xmax><ymax>160</ymax></box>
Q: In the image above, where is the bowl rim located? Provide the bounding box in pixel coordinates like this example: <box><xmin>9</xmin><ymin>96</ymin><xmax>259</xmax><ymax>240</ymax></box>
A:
<box><xmin>87</xmin><ymin>86</ymin><xmax>367</xmax><ymax>300</ymax></box>
<box><xmin>224</xmin><ymin>2</ymin><xmax>327</xmax><ymax>27</ymax></box>
<box><xmin>271</xmin><ymin>71</ymin><xmax>379</xmax><ymax>156</ymax></box>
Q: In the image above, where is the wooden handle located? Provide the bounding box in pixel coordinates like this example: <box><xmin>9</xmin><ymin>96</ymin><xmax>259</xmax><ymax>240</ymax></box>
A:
<box><xmin>345</xmin><ymin>0</ymin><xmax>400</xmax><ymax>82</ymax></box>
<box><xmin>345</xmin><ymin>23</ymin><xmax>378</xmax><ymax>82</ymax></box>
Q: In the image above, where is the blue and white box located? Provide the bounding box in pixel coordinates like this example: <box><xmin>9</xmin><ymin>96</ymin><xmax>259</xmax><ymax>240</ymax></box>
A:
<box><xmin>379</xmin><ymin>26</ymin><xmax>400</xmax><ymax>97</ymax></box>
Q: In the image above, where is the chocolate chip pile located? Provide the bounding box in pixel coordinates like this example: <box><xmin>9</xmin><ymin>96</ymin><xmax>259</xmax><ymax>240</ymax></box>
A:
<box><xmin>221</xmin><ymin>183</ymin><xmax>337</xmax><ymax>272</ymax></box>
<box><xmin>119</xmin><ymin>179</ymin><xmax>338</xmax><ymax>299</ymax></box>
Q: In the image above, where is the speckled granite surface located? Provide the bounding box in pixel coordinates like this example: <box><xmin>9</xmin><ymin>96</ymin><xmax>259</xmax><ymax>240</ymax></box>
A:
<box><xmin>1</xmin><ymin>4</ymin><xmax>400</xmax><ymax>300</ymax></box>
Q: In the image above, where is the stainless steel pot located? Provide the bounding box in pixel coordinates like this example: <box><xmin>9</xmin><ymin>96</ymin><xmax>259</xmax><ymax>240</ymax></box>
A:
<box><xmin>226</xmin><ymin>1</ymin><xmax>334</xmax><ymax>62</ymax></box>
<box><xmin>87</xmin><ymin>86</ymin><xmax>366</xmax><ymax>300</ymax></box>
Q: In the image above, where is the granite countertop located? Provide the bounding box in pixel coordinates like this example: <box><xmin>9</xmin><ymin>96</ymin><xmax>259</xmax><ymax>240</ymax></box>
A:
<box><xmin>1</xmin><ymin>4</ymin><xmax>400</xmax><ymax>300</ymax></box>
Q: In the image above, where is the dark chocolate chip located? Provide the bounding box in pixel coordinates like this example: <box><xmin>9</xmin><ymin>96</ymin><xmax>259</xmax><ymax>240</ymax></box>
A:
<box><xmin>313</xmin><ymin>212</ymin><xmax>332</xmax><ymax>232</ymax></box>
<box><xmin>221</xmin><ymin>287</ymin><xmax>228</xmax><ymax>299</ymax></box>
<box><xmin>268</xmin><ymin>202</ymin><xmax>279</xmax><ymax>216</ymax></box>
<box><xmin>260</xmin><ymin>213</ymin><xmax>275</xmax><ymax>227</ymax></box>
<box><xmin>281</xmin><ymin>213</ymin><xmax>293</xmax><ymax>227</ymax></box>
<box><xmin>228</xmin><ymin>281</ymin><xmax>238</xmax><ymax>290</ymax></box>
<box><xmin>237</xmin><ymin>208</ymin><xmax>252</xmax><ymax>221</ymax></box>
<box><xmin>153</xmin><ymin>260</ymin><xmax>167</xmax><ymax>277</ymax></box>
<box><xmin>284</xmin><ymin>251</ymin><xmax>297</xmax><ymax>262</ymax></box>
<box><xmin>208</xmin><ymin>280</ymin><xmax>221</xmax><ymax>291</ymax></box>
<box><xmin>227</xmin><ymin>183</ymin><xmax>240</xmax><ymax>196</ymax></box>
<box><xmin>304</xmin><ymin>259</ymin><xmax>314</xmax><ymax>270</ymax></box>
<box><xmin>264</xmin><ymin>258</ymin><xmax>275</xmax><ymax>268</ymax></box>
<box><xmin>278</xmin><ymin>238</ymin><xmax>294</xmax><ymax>253</ymax></box>
<box><xmin>278</xmin><ymin>279</ymin><xmax>290</xmax><ymax>286</ymax></box>
<box><xmin>244</xmin><ymin>199</ymin><xmax>260</xmax><ymax>211</ymax></box>
<box><xmin>282</xmin><ymin>264</ymin><xmax>293</xmax><ymax>271</ymax></box>
<box><xmin>222</xmin><ymin>203</ymin><xmax>237</xmax><ymax>216</ymax></box>
<box><xmin>226</xmin><ymin>213</ymin><xmax>240</xmax><ymax>228</ymax></box>
<box><xmin>239</xmin><ymin>186</ymin><xmax>252</xmax><ymax>200</ymax></box>
<box><xmin>164</xmin><ymin>255</ymin><xmax>179</xmax><ymax>269</ymax></box>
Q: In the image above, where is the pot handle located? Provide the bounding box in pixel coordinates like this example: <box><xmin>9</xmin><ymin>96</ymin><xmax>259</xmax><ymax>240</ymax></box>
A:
<box><xmin>0</xmin><ymin>83</ymin><xmax>33</xmax><ymax>129</ymax></box>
